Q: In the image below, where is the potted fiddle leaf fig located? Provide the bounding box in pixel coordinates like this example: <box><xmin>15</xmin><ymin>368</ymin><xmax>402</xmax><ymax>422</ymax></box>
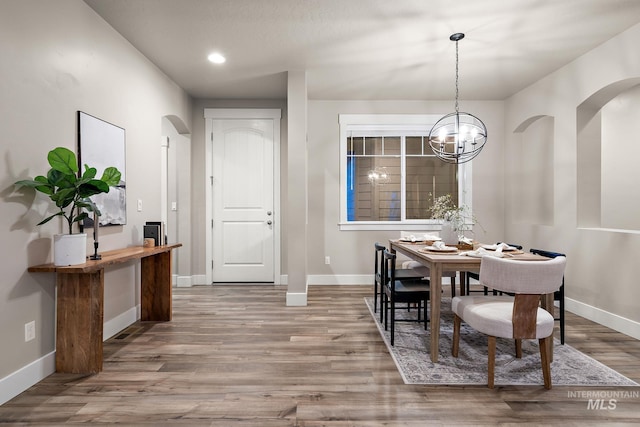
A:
<box><xmin>15</xmin><ymin>146</ymin><xmax>122</xmax><ymax>265</ymax></box>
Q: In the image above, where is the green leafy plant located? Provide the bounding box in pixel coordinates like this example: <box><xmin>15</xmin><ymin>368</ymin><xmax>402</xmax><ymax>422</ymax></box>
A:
<box><xmin>14</xmin><ymin>146</ymin><xmax>122</xmax><ymax>234</ymax></box>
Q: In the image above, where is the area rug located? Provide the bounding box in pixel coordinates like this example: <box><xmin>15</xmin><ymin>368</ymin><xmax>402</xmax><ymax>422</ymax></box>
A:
<box><xmin>365</xmin><ymin>297</ymin><xmax>638</xmax><ymax>386</ymax></box>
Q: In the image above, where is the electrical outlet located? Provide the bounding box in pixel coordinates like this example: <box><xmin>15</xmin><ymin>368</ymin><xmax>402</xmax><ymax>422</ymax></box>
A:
<box><xmin>137</xmin><ymin>199</ymin><xmax>143</xmax><ymax>212</ymax></box>
<box><xmin>25</xmin><ymin>321</ymin><xmax>35</xmax><ymax>342</ymax></box>
<box><xmin>325</xmin><ymin>256</ymin><xmax>330</xmax><ymax>265</ymax></box>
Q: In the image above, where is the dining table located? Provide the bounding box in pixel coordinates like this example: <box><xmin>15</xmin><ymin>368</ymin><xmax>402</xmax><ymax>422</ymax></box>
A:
<box><xmin>389</xmin><ymin>239</ymin><xmax>553</xmax><ymax>363</ymax></box>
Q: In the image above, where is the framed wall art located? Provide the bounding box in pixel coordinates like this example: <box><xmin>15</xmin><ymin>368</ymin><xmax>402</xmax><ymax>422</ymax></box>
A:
<box><xmin>77</xmin><ymin>111</ymin><xmax>126</xmax><ymax>227</ymax></box>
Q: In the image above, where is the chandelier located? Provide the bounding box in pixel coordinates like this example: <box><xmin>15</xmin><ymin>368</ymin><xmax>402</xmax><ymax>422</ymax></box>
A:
<box><xmin>367</xmin><ymin>167</ymin><xmax>390</xmax><ymax>186</ymax></box>
<box><xmin>429</xmin><ymin>33</ymin><xmax>487</xmax><ymax>164</ymax></box>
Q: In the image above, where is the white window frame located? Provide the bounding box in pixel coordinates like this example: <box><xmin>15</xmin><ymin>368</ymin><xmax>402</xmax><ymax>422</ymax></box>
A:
<box><xmin>339</xmin><ymin>114</ymin><xmax>472</xmax><ymax>231</ymax></box>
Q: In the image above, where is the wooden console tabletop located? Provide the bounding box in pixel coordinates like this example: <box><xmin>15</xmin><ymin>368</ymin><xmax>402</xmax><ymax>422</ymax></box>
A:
<box><xmin>29</xmin><ymin>244</ymin><xmax>181</xmax><ymax>374</ymax></box>
<box><xmin>29</xmin><ymin>244</ymin><xmax>182</xmax><ymax>273</ymax></box>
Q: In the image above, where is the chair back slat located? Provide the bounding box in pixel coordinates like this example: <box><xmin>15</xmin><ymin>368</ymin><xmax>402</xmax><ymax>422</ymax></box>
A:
<box><xmin>479</xmin><ymin>256</ymin><xmax>566</xmax><ymax>295</ymax></box>
<box><xmin>383</xmin><ymin>249</ymin><xmax>396</xmax><ymax>291</ymax></box>
<box><xmin>512</xmin><ymin>294</ymin><xmax>543</xmax><ymax>339</ymax></box>
<box><xmin>374</xmin><ymin>242</ymin><xmax>385</xmax><ymax>278</ymax></box>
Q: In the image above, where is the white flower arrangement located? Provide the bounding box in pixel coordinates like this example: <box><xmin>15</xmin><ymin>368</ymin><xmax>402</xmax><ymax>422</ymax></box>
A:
<box><xmin>428</xmin><ymin>193</ymin><xmax>481</xmax><ymax>233</ymax></box>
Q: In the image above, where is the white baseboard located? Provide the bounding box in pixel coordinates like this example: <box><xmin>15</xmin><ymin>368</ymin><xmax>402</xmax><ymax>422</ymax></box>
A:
<box><xmin>192</xmin><ymin>274</ymin><xmax>208</xmax><ymax>285</ymax></box>
<box><xmin>286</xmin><ymin>278</ymin><xmax>308</xmax><ymax>306</ymax></box>
<box><xmin>566</xmin><ymin>298</ymin><xmax>640</xmax><ymax>340</ymax></box>
<box><xmin>179</xmin><ymin>274</ymin><xmax>287</xmax><ymax>286</ymax></box>
<box><xmin>307</xmin><ymin>274</ymin><xmax>372</xmax><ymax>285</ymax></box>
<box><xmin>307</xmin><ymin>274</ymin><xmax>456</xmax><ymax>286</ymax></box>
<box><xmin>103</xmin><ymin>305</ymin><xmax>139</xmax><ymax>341</ymax></box>
<box><xmin>286</xmin><ymin>291</ymin><xmax>307</xmax><ymax>306</ymax></box>
<box><xmin>0</xmin><ymin>351</ymin><xmax>55</xmax><ymax>405</ymax></box>
<box><xmin>176</xmin><ymin>275</ymin><xmax>193</xmax><ymax>287</ymax></box>
<box><xmin>0</xmin><ymin>306</ymin><xmax>140</xmax><ymax>406</ymax></box>
<box><xmin>187</xmin><ymin>274</ymin><xmax>285</xmax><ymax>286</ymax></box>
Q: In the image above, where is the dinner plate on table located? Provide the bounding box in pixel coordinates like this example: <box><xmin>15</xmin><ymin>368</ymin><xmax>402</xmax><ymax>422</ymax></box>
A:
<box><xmin>399</xmin><ymin>237</ymin><xmax>425</xmax><ymax>243</ymax></box>
<box><xmin>422</xmin><ymin>245</ymin><xmax>458</xmax><ymax>252</ymax></box>
<box><xmin>481</xmin><ymin>244</ymin><xmax>518</xmax><ymax>251</ymax></box>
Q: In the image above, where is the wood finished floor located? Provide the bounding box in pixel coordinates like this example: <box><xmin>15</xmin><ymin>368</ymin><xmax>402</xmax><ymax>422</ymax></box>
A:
<box><xmin>1</xmin><ymin>285</ymin><xmax>640</xmax><ymax>426</ymax></box>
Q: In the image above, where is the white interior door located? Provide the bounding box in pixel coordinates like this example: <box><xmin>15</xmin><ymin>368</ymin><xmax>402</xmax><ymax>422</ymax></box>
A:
<box><xmin>211</xmin><ymin>118</ymin><xmax>275</xmax><ymax>282</ymax></box>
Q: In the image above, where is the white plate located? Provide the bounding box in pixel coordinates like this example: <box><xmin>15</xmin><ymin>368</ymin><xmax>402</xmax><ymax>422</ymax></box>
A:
<box><xmin>424</xmin><ymin>245</ymin><xmax>458</xmax><ymax>252</ymax></box>
<box><xmin>481</xmin><ymin>244</ymin><xmax>518</xmax><ymax>251</ymax></box>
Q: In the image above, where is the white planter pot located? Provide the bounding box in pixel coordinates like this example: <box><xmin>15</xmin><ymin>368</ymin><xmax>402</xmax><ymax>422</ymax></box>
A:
<box><xmin>440</xmin><ymin>221</ymin><xmax>459</xmax><ymax>245</ymax></box>
<box><xmin>54</xmin><ymin>233</ymin><xmax>87</xmax><ymax>266</ymax></box>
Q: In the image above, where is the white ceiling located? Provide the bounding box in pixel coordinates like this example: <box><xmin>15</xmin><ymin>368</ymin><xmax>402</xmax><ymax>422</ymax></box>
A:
<box><xmin>84</xmin><ymin>0</ymin><xmax>640</xmax><ymax>100</ymax></box>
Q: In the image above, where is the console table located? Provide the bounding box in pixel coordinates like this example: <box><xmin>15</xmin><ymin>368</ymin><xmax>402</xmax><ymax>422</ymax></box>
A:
<box><xmin>29</xmin><ymin>244</ymin><xmax>181</xmax><ymax>374</ymax></box>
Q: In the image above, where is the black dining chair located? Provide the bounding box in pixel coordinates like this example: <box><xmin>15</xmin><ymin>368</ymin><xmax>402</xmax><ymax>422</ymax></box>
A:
<box><xmin>530</xmin><ymin>248</ymin><xmax>567</xmax><ymax>344</ymax></box>
<box><xmin>401</xmin><ymin>260</ymin><xmax>459</xmax><ymax>298</ymax></box>
<box><xmin>373</xmin><ymin>242</ymin><xmax>425</xmax><ymax>322</ymax></box>
<box><xmin>382</xmin><ymin>249</ymin><xmax>430</xmax><ymax>346</ymax></box>
<box><xmin>464</xmin><ymin>243</ymin><xmax>523</xmax><ymax>296</ymax></box>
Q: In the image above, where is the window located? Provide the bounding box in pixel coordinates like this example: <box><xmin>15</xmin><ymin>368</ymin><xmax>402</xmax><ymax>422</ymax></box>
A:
<box><xmin>339</xmin><ymin>114</ymin><xmax>472</xmax><ymax>231</ymax></box>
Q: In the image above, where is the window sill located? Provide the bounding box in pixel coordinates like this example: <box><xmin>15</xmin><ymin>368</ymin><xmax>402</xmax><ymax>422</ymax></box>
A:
<box><xmin>339</xmin><ymin>222</ymin><xmax>442</xmax><ymax>231</ymax></box>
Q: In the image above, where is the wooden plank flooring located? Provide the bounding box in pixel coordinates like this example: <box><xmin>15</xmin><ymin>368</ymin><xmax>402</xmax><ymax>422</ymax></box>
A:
<box><xmin>1</xmin><ymin>285</ymin><xmax>639</xmax><ymax>426</ymax></box>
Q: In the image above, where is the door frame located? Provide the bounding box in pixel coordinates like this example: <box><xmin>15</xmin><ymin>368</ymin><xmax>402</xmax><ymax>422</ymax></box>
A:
<box><xmin>204</xmin><ymin>108</ymin><xmax>282</xmax><ymax>285</ymax></box>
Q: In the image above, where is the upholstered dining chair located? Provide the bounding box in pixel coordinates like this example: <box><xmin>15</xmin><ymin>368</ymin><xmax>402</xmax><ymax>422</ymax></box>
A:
<box><xmin>464</xmin><ymin>243</ymin><xmax>523</xmax><ymax>295</ymax></box>
<box><xmin>383</xmin><ymin>249</ymin><xmax>431</xmax><ymax>346</ymax></box>
<box><xmin>451</xmin><ymin>255</ymin><xmax>567</xmax><ymax>389</ymax></box>
<box><xmin>374</xmin><ymin>242</ymin><xmax>425</xmax><ymax>321</ymax></box>
<box><xmin>530</xmin><ymin>248</ymin><xmax>567</xmax><ymax>344</ymax></box>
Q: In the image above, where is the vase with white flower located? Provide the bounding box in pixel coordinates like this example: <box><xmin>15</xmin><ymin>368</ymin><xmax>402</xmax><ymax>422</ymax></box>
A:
<box><xmin>428</xmin><ymin>194</ymin><xmax>480</xmax><ymax>245</ymax></box>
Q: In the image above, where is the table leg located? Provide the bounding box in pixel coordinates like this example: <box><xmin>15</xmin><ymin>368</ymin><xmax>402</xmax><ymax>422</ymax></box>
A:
<box><xmin>141</xmin><ymin>250</ymin><xmax>173</xmax><ymax>321</ymax></box>
<box><xmin>430</xmin><ymin>264</ymin><xmax>442</xmax><ymax>363</ymax></box>
<box><xmin>56</xmin><ymin>270</ymin><xmax>104</xmax><ymax>373</ymax></box>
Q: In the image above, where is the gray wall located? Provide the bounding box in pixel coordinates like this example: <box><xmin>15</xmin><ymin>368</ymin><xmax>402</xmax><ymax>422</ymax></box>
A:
<box><xmin>504</xmin><ymin>22</ymin><xmax>640</xmax><ymax>327</ymax></box>
<box><xmin>187</xmin><ymin>98</ymin><xmax>504</xmax><ymax>285</ymax></box>
<box><xmin>0</xmin><ymin>0</ymin><xmax>191</xmax><ymax>391</ymax></box>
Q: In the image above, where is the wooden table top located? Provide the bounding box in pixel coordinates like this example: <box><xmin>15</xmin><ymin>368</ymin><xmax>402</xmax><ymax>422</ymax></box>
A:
<box><xmin>28</xmin><ymin>243</ymin><xmax>182</xmax><ymax>273</ymax></box>
<box><xmin>390</xmin><ymin>240</ymin><xmax>548</xmax><ymax>263</ymax></box>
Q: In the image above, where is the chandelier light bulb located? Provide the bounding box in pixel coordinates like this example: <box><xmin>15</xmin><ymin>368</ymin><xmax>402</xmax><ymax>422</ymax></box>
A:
<box><xmin>368</xmin><ymin>167</ymin><xmax>390</xmax><ymax>185</ymax></box>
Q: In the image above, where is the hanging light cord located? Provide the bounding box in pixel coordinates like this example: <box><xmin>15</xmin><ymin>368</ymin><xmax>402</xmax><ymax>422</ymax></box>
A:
<box><xmin>454</xmin><ymin>39</ymin><xmax>459</xmax><ymax>114</ymax></box>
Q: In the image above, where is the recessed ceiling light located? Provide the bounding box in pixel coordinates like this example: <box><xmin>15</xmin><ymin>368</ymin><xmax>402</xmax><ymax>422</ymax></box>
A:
<box><xmin>207</xmin><ymin>52</ymin><xmax>226</xmax><ymax>64</ymax></box>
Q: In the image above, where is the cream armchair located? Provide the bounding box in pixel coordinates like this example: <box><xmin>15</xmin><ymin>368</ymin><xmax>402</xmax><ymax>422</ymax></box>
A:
<box><xmin>451</xmin><ymin>255</ymin><xmax>567</xmax><ymax>389</ymax></box>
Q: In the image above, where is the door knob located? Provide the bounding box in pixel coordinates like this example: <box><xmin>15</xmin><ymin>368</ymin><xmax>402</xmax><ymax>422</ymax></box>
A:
<box><xmin>267</xmin><ymin>211</ymin><xmax>272</xmax><ymax>216</ymax></box>
<box><xmin>267</xmin><ymin>220</ymin><xmax>272</xmax><ymax>225</ymax></box>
